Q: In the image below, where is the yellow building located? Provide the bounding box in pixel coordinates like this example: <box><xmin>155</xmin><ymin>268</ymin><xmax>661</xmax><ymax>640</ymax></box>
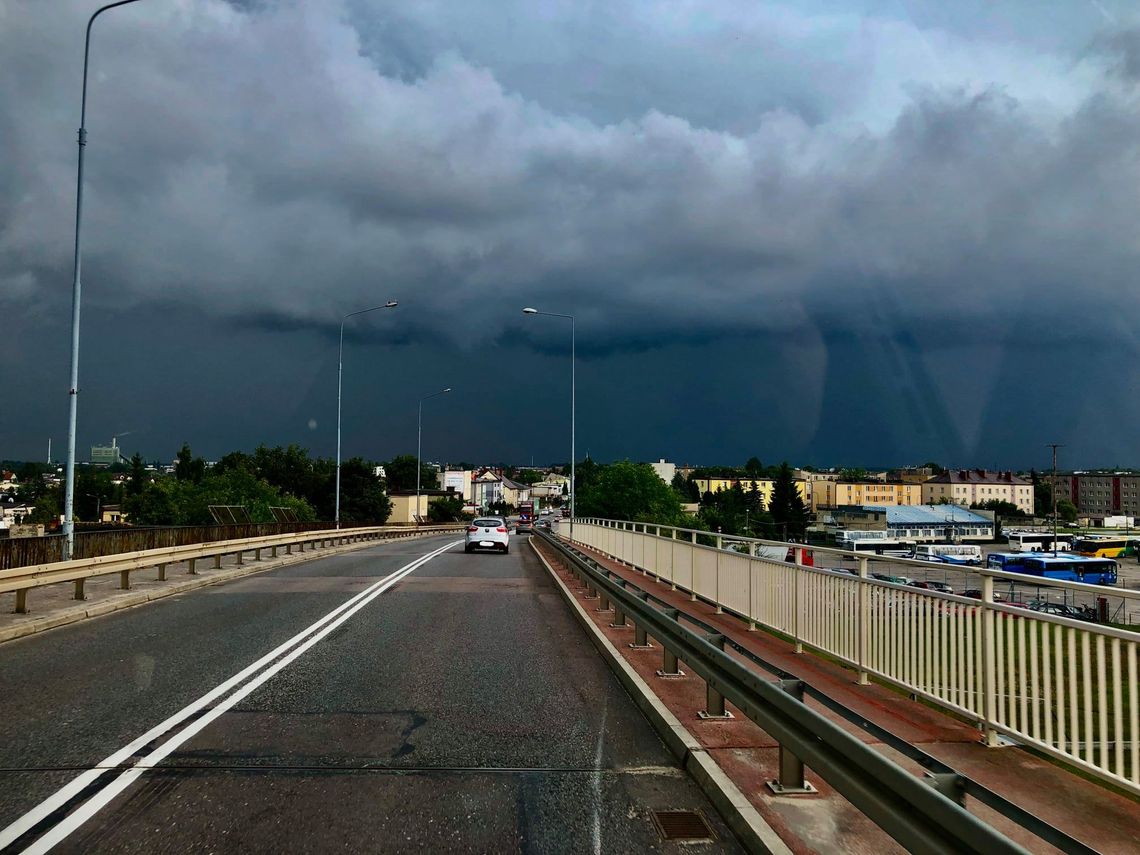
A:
<box><xmin>692</xmin><ymin>478</ymin><xmax>809</xmax><ymax>508</ymax></box>
<box><xmin>388</xmin><ymin>494</ymin><xmax>430</xmax><ymax>524</ymax></box>
<box><xmin>811</xmin><ymin>481</ymin><xmax>922</xmax><ymax>511</ymax></box>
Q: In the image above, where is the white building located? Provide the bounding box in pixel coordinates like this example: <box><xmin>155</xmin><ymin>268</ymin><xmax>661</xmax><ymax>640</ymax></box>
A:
<box><xmin>650</xmin><ymin>459</ymin><xmax>676</xmax><ymax>484</ymax></box>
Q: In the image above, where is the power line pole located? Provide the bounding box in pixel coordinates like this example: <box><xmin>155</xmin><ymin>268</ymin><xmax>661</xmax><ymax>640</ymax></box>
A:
<box><xmin>1047</xmin><ymin>443</ymin><xmax>1064</xmax><ymax>557</ymax></box>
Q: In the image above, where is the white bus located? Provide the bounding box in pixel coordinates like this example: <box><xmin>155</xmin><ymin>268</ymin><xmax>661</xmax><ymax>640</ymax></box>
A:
<box><xmin>836</xmin><ymin>530</ymin><xmax>914</xmax><ymax>555</ymax></box>
<box><xmin>1004</xmin><ymin>531</ymin><xmax>1073</xmax><ymax>552</ymax></box>
<box><xmin>913</xmin><ymin>544</ymin><xmax>983</xmax><ymax>566</ymax></box>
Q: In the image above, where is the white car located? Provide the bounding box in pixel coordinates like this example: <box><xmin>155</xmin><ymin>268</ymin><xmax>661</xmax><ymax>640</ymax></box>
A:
<box><xmin>465</xmin><ymin>517</ymin><xmax>510</xmax><ymax>554</ymax></box>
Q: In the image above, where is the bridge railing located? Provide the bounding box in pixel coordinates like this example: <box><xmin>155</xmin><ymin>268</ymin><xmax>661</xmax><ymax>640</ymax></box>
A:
<box><xmin>567</xmin><ymin>517</ymin><xmax>1140</xmax><ymax>797</ymax></box>
<box><xmin>0</xmin><ymin>521</ymin><xmax>338</xmax><ymax>571</ymax></box>
<box><xmin>0</xmin><ymin>524</ymin><xmax>465</xmax><ymax>616</ymax></box>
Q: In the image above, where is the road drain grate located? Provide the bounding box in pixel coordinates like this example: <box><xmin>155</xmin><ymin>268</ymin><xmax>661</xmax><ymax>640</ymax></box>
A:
<box><xmin>652</xmin><ymin>809</ymin><xmax>715</xmax><ymax>841</ymax></box>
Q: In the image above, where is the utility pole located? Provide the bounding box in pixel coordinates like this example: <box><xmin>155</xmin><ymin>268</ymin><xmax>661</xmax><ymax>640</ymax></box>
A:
<box><xmin>1047</xmin><ymin>443</ymin><xmax>1063</xmax><ymax>557</ymax></box>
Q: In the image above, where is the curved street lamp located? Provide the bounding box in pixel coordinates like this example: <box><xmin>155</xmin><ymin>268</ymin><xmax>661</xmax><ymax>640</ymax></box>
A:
<box><xmin>522</xmin><ymin>307</ymin><xmax>575</xmax><ymax>539</ymax></box>
<box><xmin>336</xmin><ymin>301</ymin><xmax>398</xmax><ymax>527</ymax></box>
<box><xmin>62</xmin><ymin>0</ymin><xmax>149</xmax><ymax>561</ymax></box>
<box><xmin>417</xmin><ymin>388</ymin><xmax>452</xmax><ymax>522</ymax></box>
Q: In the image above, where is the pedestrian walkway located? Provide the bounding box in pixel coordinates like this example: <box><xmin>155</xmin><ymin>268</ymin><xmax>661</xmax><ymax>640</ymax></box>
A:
<box><xmin>535</xmin><ymin>537</ymin><xmax>1140</xmax><ymax>854</ymax></box>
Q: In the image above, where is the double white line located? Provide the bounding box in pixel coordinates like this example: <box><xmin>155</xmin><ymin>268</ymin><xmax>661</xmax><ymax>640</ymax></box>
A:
<box><xmin>1</xmin><ymin>539</ymin><xmax>459</xmax><ymax>855</ymax></box>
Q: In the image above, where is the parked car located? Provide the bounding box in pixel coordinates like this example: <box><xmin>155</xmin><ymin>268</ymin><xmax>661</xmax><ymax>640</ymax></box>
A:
<box><xmin>1027</xmin><ymin>601</ymin><xmax>1094</xmax><ymax>621</ymax></box>
<box><xmin>465</xmin><ymin>517</ymin><xmax>510</xmax><ymax>554</ymax></box>
<box><xmin>908</xmin><ymin>580</ymin><xmax>955</xmax><ymax>595</ymax></box>
<box><xmin>871</xmin><ymin>572</ymin><xmax>914</xmax><ymax>585</ymax></box>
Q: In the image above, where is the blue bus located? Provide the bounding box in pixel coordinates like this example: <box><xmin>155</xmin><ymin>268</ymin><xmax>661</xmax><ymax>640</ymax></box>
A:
<box><xmin>987</xmin><ymin>552</ymin><xmax>1118</xmax><ymax>585</ymax></box>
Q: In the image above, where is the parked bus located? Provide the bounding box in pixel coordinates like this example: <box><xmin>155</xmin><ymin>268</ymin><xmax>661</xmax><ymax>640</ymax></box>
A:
<box><xmin>913</xmin><ymin>544</ymin><xmax>983</xmax><ymax>566</ymax></box>
<box><xmin>1004</xmin><ymin>531</ymin><xmax>1072</xmax><ymax>552</ymax></box>
<box><xmin>1071</xmin><ymin>536</ymin><xmax>1135</xmax><ymax>559</ymax></box>
<box><xmin>836</xmin><ymin>530</ymin><xmax>914</xmax><ymax>555</ymax></box>
<box><xmin>987</xmin><ymin>552</ymin><xmax>1118</xmax><ymax>585</ymax></box>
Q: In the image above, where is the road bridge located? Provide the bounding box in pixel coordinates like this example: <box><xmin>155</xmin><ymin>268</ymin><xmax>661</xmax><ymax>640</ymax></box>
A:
<box><xmin>0</xmin><ymin>533</ymin><xmax>743</xmax><ymax>853</ymax></box>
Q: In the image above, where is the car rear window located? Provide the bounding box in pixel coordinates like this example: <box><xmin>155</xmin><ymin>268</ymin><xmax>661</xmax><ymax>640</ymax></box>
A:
<box><xmin>473</xmin><ymin>518</ymin><xmax>502</xmax><ymax>527</ymax></box>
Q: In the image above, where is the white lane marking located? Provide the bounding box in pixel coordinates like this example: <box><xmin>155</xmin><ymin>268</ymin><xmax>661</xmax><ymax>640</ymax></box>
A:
<box><xmin>2</xmin><ymin>539</ymin><xmax>458</xmax><ymax>853</ymax></box>
<box><xmin>591</xmin><ymin>700</ymin><xmax>608</xmax><ymax>855</ymax></box>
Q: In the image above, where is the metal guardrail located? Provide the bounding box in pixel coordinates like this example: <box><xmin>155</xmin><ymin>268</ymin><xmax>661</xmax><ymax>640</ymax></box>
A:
<box><xmin>0</xmin><ymin>521</ymin><xmax>335</xmax><ymax>571</ymax></box>
<box><xmin>536</xmin><ymin>529</ymin><xmax>1028</xmax><ymax>854</ymax></box>
<box><xmin>567</xmin><ymin>518</ymin><xmax>1140</xmax><ymax>798</ymax></box>
<box><xmin>543</xmin><ymin>532</ymin><xmax>1097</xmax><ymax>855</ymax></box>
<box><xmin>0</xmin><ymin>525</ymin><xmax>465</xmax><ymax>614</ymax></box>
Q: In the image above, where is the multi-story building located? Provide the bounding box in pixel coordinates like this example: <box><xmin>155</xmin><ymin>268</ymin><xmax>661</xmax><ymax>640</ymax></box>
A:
<box><xmin>650</xmin><ymin>459</ymin><xmax>676</xmax><ymax>484</ymax></box>
<box><xmin>921</xmin><ymin>469</ymin><xmax>1034</xmax><ymax>515</ymax></box>
<box><xmin>1052</xmin><ymin>472</ymin><xmax>1140</xmax><ymax>517</ymax></box>
<box><xmin>811</xmin><ymin>481</ymin><xmax>922</xmax><ymax>512</ymax></box>
<box><xmin>692</xmin><ymin>478</ymin><xmax>810</xmax><ymax>508</ymax></box>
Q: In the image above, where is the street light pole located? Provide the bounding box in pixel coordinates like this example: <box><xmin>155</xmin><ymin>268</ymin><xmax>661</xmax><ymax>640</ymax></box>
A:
<box><xmin>336</xmin><ymin>301</ymin><xmax>398</xmax><ymax>528</ymax></box>
<box><xmin>416</xmin><ymin>388</ymin><xmax>451</xmax><ymax>524</ymax></box>
<box><xmin>1047</xmin><ymin>443</ymin><xmax>1064</xmax><ymax>557</ymax></box>
<box><xmin>523</xmin><ymin>308</ymin><xmax>575</xmax><ymax>540</ymax></box>
<box><xmin>62</xmin><ymin>0</ymin><xmax>147</xmax><ymax>562</ymax></box>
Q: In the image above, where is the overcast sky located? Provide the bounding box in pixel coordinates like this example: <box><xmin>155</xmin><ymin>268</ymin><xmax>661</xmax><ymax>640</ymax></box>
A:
<box><xmin>3</xmin><ymin>0</ymin><xmax>1139</xmax><ymax>470</ymax></box>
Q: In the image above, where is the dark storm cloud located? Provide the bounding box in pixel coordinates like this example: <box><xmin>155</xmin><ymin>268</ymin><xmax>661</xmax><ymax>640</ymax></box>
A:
<box><xmin>2</xmin><ymin>0</ymin><xmax>1139</xmax><ymax>466</ymax></box>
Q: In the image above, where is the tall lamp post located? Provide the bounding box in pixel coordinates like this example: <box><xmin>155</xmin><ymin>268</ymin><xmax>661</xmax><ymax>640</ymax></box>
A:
<box><xmin>1047</xmin><ymin>442</ymin><xmax>1064</xmax><ymax>557</ymax></box>
<box><xmin>417</xmin><ymin>388</ymin><xmax>452</xmax><ymax>522</ymax></box>
<box><xmin>522</xmin><ymin>308</ymin><xmax>575</xmax><ymax>539</ymax></box>
<box><xmin>62</xmin><ymin>0</ymin><xmax>148</xmax><ymax>561</ymax></box>
<box><xmin>336</xmin><ymin>301</ymin><xmax>398</xmax><ymax>528</ymax></box>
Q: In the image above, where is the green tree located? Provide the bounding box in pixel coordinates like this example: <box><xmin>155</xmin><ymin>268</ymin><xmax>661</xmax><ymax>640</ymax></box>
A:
<box><xmin>971</xmin><ymin>499</ymin><xmax>1027</xmax><ymax>519</ymax></box>
<box><xmin>575</xmin><ymin>461</ymin><xmax>686</xmax><ymax>525</ymax></box>
<box><xmin>838</xmin><ymin>467</ymin><xmax>869</xmax><ymax>481</ymax></box>
<box><xmin>123</xmin><ymin>485</ymin><xmax>177</xmax><ymax>525</ymax></box>
<box><xmin>428</xmin><ymin>495</ymin><xmax>466</xmax><ymax>522</ymax></box>
<box><xmin>1030</xmin><ymin>469</ymin><xmax>1052</xmax><ymax>518</ymax></box>
<box><xmin>1057</xmin><ymin>500</ymin><xmax>1078</xmax><ymax>523</ymax></box>
<box><xmin>25</xmin><ymin>486</ymin><xmax>62</xmax><ymax>527</ymax></box>
<box><xmin>337</xmin><ymin>458</ymin><xmax>391</xmax><ymax>524</ymax></box>
<box><xmin>744</xmin><ymin>456</ymin><xmax>764</xmax><ymax>478</ymax></box>
<box><xmin>385</xmin><ymin>454</ymin><xmax>438</xmax><ymax>492</ymax></box>
<box><xmin>174</xmin><ymin>443</ymin><xmax>206</xmax><ymax>484</ymax></box>
<box><xmin>923</xmin><ymin>461</ymin><xmax>947</xmax><ymax>476</ymax></box>
<box><xmin>76</xmin><ymin>469</ymin><xmax>116</xmax><ymax>522</ymax></box>
<box><xmin>127</xmin><ymin>453</ymin><xmax>148</xmax><ymax>497</ymax></box>
<box><xmin>768</xmin><ymin>462</ymin><xmax>809</xmax><ymax>539</ymax></box>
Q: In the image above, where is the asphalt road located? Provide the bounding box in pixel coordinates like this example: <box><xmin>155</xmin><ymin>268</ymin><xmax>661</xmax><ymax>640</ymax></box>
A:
<box><xmin>0</xmin><ymin>533</ymin><xmax>743</xmax><ymax>853</ymax></box>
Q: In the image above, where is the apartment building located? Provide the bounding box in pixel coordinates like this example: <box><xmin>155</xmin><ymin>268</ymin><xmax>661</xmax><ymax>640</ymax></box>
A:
<box><xmin>1052</xmin><ymin>472</ymin><xmax>1140</xmax><ymax>517</ymax></box>
<box><xmin>921</xmin><ymin>469</ymin><xmax>1034</xmax><ymax>515</ymax></box>
<box><xmin>692</xmin><ymin>478</ymin><xmax>810</xmax><ymax>507</ymax></box>
<box><xmin>811</xmin><ymin>480</ymin><xmax>922</xmax><ymax>512</ymax></box>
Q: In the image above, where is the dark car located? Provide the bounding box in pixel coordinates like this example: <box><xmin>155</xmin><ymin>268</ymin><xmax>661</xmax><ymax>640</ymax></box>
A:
<box><xmin>908</xmin><ymin>580</ymin><xmax>955</xmax><ymax>595</ymax></box>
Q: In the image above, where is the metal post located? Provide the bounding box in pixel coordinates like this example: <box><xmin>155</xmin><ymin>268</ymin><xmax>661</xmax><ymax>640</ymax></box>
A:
<box><xmin>699</xmin><ymin>635</ymin><xmax>733</xmax><ymax>719</ymax></box>
<box><xmin>981</xmin><ymin>574</ymin><xmax>1000</xmax><ymax>746</ymax></box>
<box><xmin>857</xmin><ymin>556</ymin><xmax>870</xmax><ymax>685</ymax></box>
<box><xmin>416</xmin><ymin>396</ymin><xmax>422</xmax><ymax>519</ymax></box>
<box><xmin>611</xmin><ymin>604</ymin><xmax>626</xmax><ymax>628</ymax></box>
<box><xmin>631</xmin><ymin>622</ymin><xmax>651</xmax><ymax>648</ymax></box>
<box><xmin>62</xmin><ymin>0</ymin><xmax>146</xmax><ymax>561</ymax></box>
<box><xmin>657</xmin><ymin>647</ymin><xmax>684</xmax><ymax>678</ymax></box>
<box><xmin>794</xmin><ymin>547</ymin><xmax>804</xmax><ymax>653</ymax></box>
<box><xmin>767</xmin><ymin>680</ymin><xmax>817</xmax><ymax>794</ymax></box>
<box><xmin>336</xmin><ymin>301</ymin><xmax>398</xmax><ymax>529</ymax></box>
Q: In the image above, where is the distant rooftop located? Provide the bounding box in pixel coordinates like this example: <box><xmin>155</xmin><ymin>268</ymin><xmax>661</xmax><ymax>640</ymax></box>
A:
<box><xmin>862</xmin><ymin>504</ymin><xmax>992</xmax><ymax>525</ymax></box>
<box><xmin>925</xmin><ymin>469</ymin><xmax>1029</xmax><ymax>485</ymax></box>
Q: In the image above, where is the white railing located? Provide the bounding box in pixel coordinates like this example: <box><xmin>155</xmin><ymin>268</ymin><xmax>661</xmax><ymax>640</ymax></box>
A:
<box><xmin>567</xmin><ymin>518</ymin><xmax>1140</xmax><ymax>796</ymax></box>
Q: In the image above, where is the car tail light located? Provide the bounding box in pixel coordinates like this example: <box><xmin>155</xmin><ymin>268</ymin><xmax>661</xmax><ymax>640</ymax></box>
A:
<box><xmin>467</xmin><ymin>526</ymin><xmax>478</xmax><ymax>532</ymax></box>
<box><xmin>496</xmin><ymin>526</ymin><xmax>507</xmax><ymax>532</ymax></box>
